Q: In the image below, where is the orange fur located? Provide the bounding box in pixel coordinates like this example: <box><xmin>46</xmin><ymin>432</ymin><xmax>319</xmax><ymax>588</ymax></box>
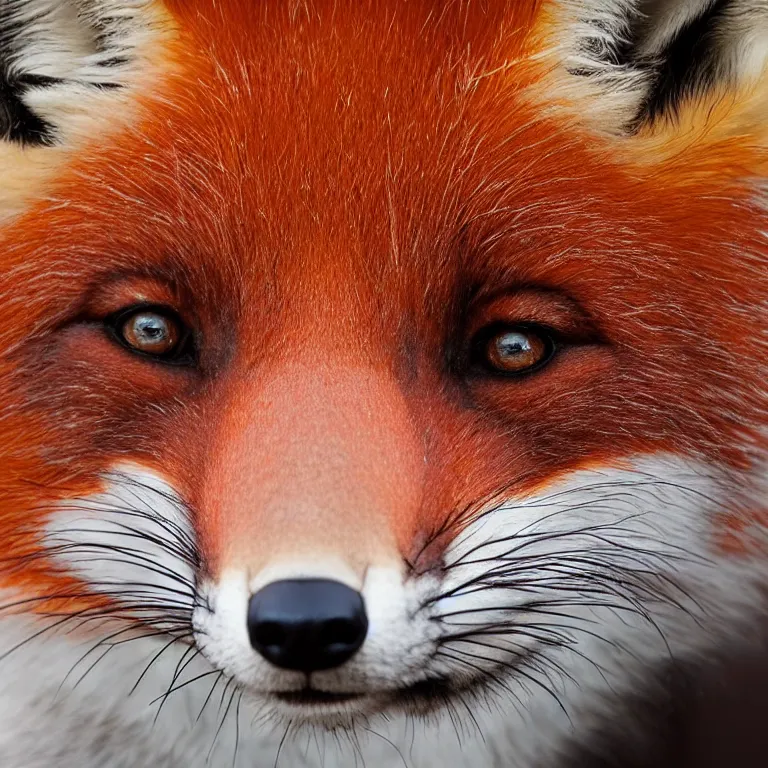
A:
<box><xmin>0</xmin><ymin>0</ymin><xmax>765</xmax><ymax>604</ymax></box>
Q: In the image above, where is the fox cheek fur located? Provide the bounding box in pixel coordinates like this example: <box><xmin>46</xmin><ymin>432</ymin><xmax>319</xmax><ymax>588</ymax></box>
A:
<box><xmin>0</xmin><ymin>1</ymin><xmax>767</xmax><ymax>767</ymax></box>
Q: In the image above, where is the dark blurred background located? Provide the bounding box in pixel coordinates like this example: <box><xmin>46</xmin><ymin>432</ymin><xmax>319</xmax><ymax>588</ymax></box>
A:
<box><xmin>557</xmin><ymin>634</ymin><xmax>768</xmax><ymax>768</ymax></box>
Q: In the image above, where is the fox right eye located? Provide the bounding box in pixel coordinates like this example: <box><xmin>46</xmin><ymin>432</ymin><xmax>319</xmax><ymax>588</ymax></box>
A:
<box><xmin>106</xmin><ymin>305</ymin><xmax>194</xmax><ymax>364</ymax></box>
<box><xmin>468</xmin><ymin>322</ymin><xmax>557</xmax><ymax>377</ymax></box>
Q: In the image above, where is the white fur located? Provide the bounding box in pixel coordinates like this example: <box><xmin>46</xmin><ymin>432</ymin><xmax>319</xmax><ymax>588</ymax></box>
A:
<box><xmin>0</xmin><ymin>0</ymin><xmax>175</xmax><ymax>223</ymax></box>
<box><xmin>2</xmin><ymin>0</ymin><xmax>173</xmax><ymax>142</ymax></box>
<box><xmin>545</xmin><ymin>0</ymin><xmax>768</xmax><ymax>133</ymax></box>
<box><xmin>431</xmin><ymin>455</ymin><xmax>766</xmax><ymax>765</ymax></box>
<box><xmin>530</xmin><ymin>0</ymin><xmax>647</xmax><ymax>133</ymax></box>
<box><xmin>0</xmin><ymin>453</ymin><xmax>756</xmax><ymax>767</ymax></box>
<box><xmin>635</xmin><ymin>0</ymin><xmax>717</xmax><ymax>54</ymax></box>
<box><xmin>635</xmin><ymin>0</ymin><xmax>768</xmax><ymax>83</ymax></box>
<box><xmin>716</xmin><ymin>1</ymin><xmax>768</xmax><ymax>82</ymax></box>
<box><xmin>46</xmin><ymin>464</ymin><xmax>197</xmax><ymax>622</ymax></box>
<box><xmin>196</xmin><ymin>562</ymin><xmax>442</xmax><ymax>705</ymax></box>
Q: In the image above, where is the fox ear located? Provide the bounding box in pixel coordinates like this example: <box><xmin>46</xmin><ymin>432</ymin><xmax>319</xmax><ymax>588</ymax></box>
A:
<box><xmin>553</xmin><ymin>0</ymin><xmax>768</xmax><ymax>134</ymax></box>
<box><xmin>0</xmin><ymin>0</ymin><xmax>171</xmax><ymax>146</ymax></box>
<box><xmin>620</xmin><ymin>0</ymin><xmax>768</xmax><ymax>125</ymax></box>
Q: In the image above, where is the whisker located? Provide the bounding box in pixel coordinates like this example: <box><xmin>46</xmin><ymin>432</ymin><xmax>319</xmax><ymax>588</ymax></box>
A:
<box><xmin>196</xmin><ymin>670</ymin><xmax>226</xmax><ymax>724</ymax></box>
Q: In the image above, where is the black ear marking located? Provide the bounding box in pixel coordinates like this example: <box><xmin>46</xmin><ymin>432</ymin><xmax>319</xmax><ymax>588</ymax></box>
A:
<box><xmin>0</xmin><ymin>70</ymin><xmax>58</xmax><ymax>146</ymax></box>
<box><xmin>0</xmin><ymin>4</ymin><xmax>57</xmax><ymax>145</ymax></box>
<box><xmin>622</xmin><ymin>0</ymin><xmax>735</xmax><ymax>126</ymax></box>
<box><xmin>570</xmin><ymin>0</ymin><xmax>761</xmax><ymax>131</ymax></box>
<box><xmin>0</xmin><ymin>1</ymin><xmax>143</xmax><ymax>147</ymax></box>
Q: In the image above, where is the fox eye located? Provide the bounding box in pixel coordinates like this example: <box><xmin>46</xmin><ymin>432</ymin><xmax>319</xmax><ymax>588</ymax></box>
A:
<box><xmin>109</xmin><ymin>306</ymin><xmax>191</xmax><ymax>362</ymax></box>
<box><xmin>473</xmin><ymin>324</ymin><xmax>555</xmax><ymax>375</ymax></box>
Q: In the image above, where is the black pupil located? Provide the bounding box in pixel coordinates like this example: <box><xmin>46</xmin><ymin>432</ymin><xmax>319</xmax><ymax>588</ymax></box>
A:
<box><xmin>135</xmin><ymin>315</ymin><xmax>167</xmax><ymax>342</ymax></box>
<box><xmin>497</xmin><ymin>332</ymin><xmax>530</xmax><ymax>358</ymax></box>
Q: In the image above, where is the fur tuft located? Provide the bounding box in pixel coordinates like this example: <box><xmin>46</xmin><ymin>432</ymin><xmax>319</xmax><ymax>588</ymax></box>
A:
<box><xmin>542</xmin><ymin>0</ymin><xmax>768</xmax><ymax>135</ymax></box>
<box><xmin>0</xmin><ymin>0</ymin><xmax>166</xmax><ymax>144</ymax></box>
<box><xmin>0</xmin><ymin>0</ymin><xmax>176</xmax><ymax>223</ymax></box>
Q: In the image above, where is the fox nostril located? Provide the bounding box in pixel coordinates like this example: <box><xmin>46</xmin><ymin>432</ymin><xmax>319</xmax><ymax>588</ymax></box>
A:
<box><xmin>251</xmin><ymin>621</ymin><xmax>287</xmax><ymax>648</ymax></box>
<box><xmin>318</xmin><ymin>617</ymin><xmax>363</xmax><ymax>648</ymax></box>
<box><xmin>247</xmin><ymin>578</ymin><xmax>368</xmax><ymax>673</ymax></box>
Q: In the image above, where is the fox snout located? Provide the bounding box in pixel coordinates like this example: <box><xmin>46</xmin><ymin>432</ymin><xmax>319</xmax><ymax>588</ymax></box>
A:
<box><xmin>199</xmin><ymin>361</ymin><xmax>425</xmax><ymax>582</ymax></box>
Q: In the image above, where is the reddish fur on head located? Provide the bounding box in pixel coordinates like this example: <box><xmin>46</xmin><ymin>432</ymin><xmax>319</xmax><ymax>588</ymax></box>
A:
<box><xmin>0</xmin><ymin>0</ymin><xmax>766</xmax><ymax>612</ymax></box>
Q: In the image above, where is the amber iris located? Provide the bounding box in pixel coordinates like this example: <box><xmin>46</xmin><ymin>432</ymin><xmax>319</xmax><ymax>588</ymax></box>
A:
<box><xmin>485</xmin><ymin>327</ymin><xmax>549</xmax><ymax>373</ymax></box>
<box><xmin>120</xmin><ymin>310</ymin><xmax>181</xmax><ymax>356</ymax></box>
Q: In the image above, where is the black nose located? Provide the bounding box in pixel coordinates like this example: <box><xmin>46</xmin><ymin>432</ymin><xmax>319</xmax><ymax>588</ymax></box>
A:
<box><xmin>247</xmin><ymin>578</ymin><xmax>368</xmax><ymax>672</ymax></box>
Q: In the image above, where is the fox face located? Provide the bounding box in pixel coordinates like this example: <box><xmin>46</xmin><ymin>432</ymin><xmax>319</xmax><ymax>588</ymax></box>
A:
<box><xmin>0</xmin><ymin>1</ymin><xmax>766</xmax><ymax>765</ymax></box>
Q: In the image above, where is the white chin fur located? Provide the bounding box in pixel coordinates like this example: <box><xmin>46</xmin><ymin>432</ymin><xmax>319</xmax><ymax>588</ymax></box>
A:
<box><xmin>193</xmin><ymin>564</ymin><xmax>443</xmax><ymax>706</ymax></box>
<box><xmin>17</xmin><ymin>452</ymin><xmax>765</xmax><ymax>767</ymax></box>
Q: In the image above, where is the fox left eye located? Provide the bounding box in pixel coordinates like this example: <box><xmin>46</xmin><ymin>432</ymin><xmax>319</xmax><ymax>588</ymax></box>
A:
<box><xmin>108</xmin><ymin>306</ymin><xmax>192</xmax><ymax>362</ymax></box>
<box><xmin>472</xmin><ymin>324</ymin><xmax>555</xmax><ymax>375</ymax></box>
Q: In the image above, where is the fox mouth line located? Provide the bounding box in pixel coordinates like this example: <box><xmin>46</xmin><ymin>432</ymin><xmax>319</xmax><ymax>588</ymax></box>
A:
<box><xmin>271</xmin><ymin>677</ymin><xmax>453</xmax><ymax>708</ymax></box>
<box><xmin>272</xmin><ymin>676</ymin><xmax>457</xmax><ymax>710</ymax></box>
<box><xmin>273</xmin><ymin>689</ymin><xmax>366</xmax><ymax>706</ymax></box>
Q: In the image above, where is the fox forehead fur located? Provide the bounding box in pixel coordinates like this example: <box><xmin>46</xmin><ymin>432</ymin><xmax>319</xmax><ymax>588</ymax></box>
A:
<box><xmin>0</xmin><ymin>1</ymin><xmax>766</xmax><ymax>767</ymax></box>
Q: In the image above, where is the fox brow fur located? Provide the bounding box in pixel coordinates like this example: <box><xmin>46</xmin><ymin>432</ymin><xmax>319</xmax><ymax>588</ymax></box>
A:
<box><xmin>0</xmin><ymin>0</ymin><xmax>766</xmax><ymax>144</ymax></box>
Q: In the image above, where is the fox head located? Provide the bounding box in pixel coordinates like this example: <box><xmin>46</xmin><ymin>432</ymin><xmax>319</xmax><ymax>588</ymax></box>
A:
<box><xmin>0</xmin><ymin>0</ymin><xmax>766</xmax><ymax>755</ymax></box>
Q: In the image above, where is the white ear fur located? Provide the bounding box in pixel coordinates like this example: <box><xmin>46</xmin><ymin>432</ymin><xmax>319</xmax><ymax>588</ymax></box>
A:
<box><xmin>0</xmin><ymin>0</ymin><xmax>170</xmax><ymax>145</ymax></box>
<box><xmin>635</xmin><ymin>0</ymin><xmax>768</xmax><ymax>78</ymax></box>
<box><xmin>552</xmin><ymin>0</ymin><xmax>768</xmax><ymax>133</ymax></box>
<box><xmin>0</xmin><ymin>1</ymin><xmax>175</xmax><ymax>224</ymax></box>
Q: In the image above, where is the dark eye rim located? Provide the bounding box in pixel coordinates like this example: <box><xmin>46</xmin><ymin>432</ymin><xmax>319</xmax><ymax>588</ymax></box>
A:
<box><xmin>468</xmin><ymin>321</ymin><xmax>558</xmax><ymax>378</ymax></box>
<box><xmin>104</xmin><ymin>303</ymin><xmax>196</xmax><ymax>366</ymax></box>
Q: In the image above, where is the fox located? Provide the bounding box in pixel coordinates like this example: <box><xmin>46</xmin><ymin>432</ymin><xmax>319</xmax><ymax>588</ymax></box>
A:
<box><xmin>0</xmin><ymin>0</ymin><xmax>766</xmax><ymax>766</ymax></box>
